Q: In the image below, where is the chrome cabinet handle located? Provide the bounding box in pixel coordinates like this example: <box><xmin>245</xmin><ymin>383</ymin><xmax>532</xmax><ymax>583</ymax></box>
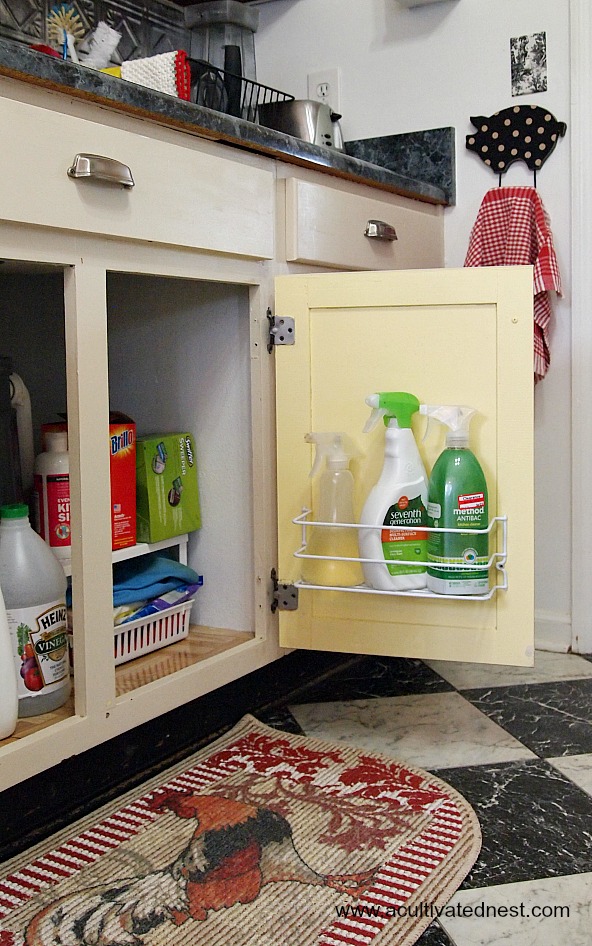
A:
<box><xmin>364</xmin><ymin>219</ymin><xmax>398</xmax><ymax>241</ymax></box>
<box><xmin>67</xmin><ymin>154</ymin><xmax>135</xmax><ymax>188</ymax></box>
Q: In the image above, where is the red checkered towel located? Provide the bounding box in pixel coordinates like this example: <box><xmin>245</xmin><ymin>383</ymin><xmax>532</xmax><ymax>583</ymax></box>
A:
<box><xmin>464</xmin><ymin>186</ymin><xmax>562</xmax><ymax>382</ymax></box>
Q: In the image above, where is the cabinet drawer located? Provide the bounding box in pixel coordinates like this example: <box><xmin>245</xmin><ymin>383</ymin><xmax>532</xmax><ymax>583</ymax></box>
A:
<box><xmin>1</xmin><ymin>97</ymin><xmax>274</xmax><ymax>259</ymax></box>
<box><xmin>284</xmin><ymin>177</ymin><xmax>443</xmax><ymax>270</ymax></box>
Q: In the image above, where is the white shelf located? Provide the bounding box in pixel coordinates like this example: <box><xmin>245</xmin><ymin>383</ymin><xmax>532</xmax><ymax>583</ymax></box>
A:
<box><xmin>397</xmin><ymin>0</ymin><xmax>456</xmax><ymax>7</ymax></box>
<box><xmin>62</xmin><ymin>534</ymin><xmax>189</xmax><ymax>577</ymax></box>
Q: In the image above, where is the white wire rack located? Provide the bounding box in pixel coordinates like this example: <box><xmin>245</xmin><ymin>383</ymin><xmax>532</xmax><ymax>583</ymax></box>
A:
<box><xmin>291</xmin><ymin>509</ymin><xmax>508</xmax><ymax>601</ymax></box>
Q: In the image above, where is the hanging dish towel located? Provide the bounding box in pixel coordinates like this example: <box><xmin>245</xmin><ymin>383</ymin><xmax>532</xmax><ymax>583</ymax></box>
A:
<box><xmin>121</xmin><ymin>50</ymin><xmax>191</xmax><ymax>100</ymax></box>
<box><xmin>464</xmin><ymin>186</ymin><xmax>562</xmax><ymax>382</ymax></box>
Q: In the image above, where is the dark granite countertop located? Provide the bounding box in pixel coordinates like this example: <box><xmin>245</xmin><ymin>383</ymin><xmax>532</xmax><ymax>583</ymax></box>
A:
<box><xmin>0</xmin><ymin>38</ymin><xmax>450</xmax><ymax>206</ymax></box>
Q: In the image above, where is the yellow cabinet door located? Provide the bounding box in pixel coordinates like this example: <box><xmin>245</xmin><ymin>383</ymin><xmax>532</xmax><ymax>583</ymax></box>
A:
<box><xmin>274</xmin><ymin>266</ymin><xmax>534</xmax><ymax>666</ymax></box>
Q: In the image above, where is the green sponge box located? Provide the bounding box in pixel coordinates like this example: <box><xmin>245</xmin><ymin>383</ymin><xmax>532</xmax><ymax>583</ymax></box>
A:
<box><xmin>136</xmin><ymin>433</ymin><xmax>201</xmax><ymax>543</ymax></box>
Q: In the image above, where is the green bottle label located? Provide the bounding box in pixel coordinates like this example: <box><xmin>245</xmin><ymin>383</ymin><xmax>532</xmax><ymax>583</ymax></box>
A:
<box><xmin>426</xmin><ymin>447</ymin><xmax>489</xmax><ymax>585</ymax></box>
<box><xmin>381</xmin><ymin>494</ymin><xmax>427</xmax><ymax>576</ymax></box>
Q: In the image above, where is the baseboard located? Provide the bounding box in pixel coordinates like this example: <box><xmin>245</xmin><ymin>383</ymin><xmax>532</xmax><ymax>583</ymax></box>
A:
<box><xmin>535</xmin><ymin>609</ymin><xmax>572</xmax><ymax>653</ymax></box>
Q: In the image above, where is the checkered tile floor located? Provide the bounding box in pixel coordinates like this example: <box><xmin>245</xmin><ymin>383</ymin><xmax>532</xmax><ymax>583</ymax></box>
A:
<box><xmin>257</xmin><ymin>651</ymin><xmax>592</xmax><ymax>946</ymax></box>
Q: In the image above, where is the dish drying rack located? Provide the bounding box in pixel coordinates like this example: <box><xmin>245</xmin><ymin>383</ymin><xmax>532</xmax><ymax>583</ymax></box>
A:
<box><xmin>291</xmin><ymin>510</ymin><xmax>508</xmax><ymax>601</ymax></box>
<box><xmin>189</xmin><ymin>58</ymin><xmax>294</xmax><ymax>123</ymax></box>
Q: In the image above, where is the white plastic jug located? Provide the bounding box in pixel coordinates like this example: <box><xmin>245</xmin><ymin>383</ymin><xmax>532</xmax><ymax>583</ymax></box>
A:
<box><xmin>0</xmin><ymin>582</ymin><xmax>18</xmax><ymax>738</ymax></box>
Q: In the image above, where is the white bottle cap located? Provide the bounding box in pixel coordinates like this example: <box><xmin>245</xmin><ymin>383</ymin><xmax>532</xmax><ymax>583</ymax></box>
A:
<box><xmin>46</xmin><ymin>430</ymin><xmax>68</xmax><ymax>452</ymax></box>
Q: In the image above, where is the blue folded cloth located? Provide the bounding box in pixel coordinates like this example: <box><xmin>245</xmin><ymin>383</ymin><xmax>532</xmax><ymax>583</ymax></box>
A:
<box><xmin>112</xmin><ymin>553</ymin><xmax>202</xmax><ymax>606</ymax></box>
<box><xmin>66</xmin><ymin>553</ymin><xmax>202</xmax><ymax>608</ymax></box>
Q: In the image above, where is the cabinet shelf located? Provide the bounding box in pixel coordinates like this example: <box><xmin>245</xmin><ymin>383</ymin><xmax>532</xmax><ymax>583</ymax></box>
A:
<box><xmin>291</xmin><ymin>509</ymin><xmax>508</xmax><ymax>600</ymax></box>
<box><xmin>1</xmin><ymin>626</ymin><xmax>255</xmax><ymax>748</ymax></box>
<box><xmin>62</xmin><ymin>534</ymin><xmax>189</xmax><ymax>577</ymax></box>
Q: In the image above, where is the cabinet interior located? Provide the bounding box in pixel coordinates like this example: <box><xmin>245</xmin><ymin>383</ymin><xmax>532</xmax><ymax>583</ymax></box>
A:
<box><xmin>1</xmin><ymin>261</ymin><xmax>258</xmax><ymax>744</ymax></box>
<box><xmin>106</xmin><ymin>272</ymin><xmax>255</xmax><ymax>636</ymax></box>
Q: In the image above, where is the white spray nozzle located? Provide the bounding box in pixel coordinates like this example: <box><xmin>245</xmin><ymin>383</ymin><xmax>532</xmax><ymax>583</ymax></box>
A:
<box><xmin>420</xmin><ymin>404</ymin><xmax>477</xmax><ymax>447</ymax></box>
<box><xmin>305</xmin><ymin>432</ymin><xmax>359</xmax><ymax>477</ymax></box>
<box><xmin>363</xmin><ymin>395</ymin><xmax>387</xmax><ymax>433</ymax></box>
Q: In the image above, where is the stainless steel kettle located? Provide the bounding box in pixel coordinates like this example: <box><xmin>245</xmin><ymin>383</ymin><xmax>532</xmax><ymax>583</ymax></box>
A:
<box><xmin>258</xmin><ymin>99</ymin><xmax>344</xmax><ymax>151</ymax></box>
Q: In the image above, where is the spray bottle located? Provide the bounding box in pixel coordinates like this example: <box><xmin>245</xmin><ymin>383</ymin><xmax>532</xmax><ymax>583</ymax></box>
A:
<box><xmin>300</xmin><ymin>432</ymin><xmax>364</xmax><ymax>587</ymax></box>
<box><xmin>359</xmin><ymin>393</ymin><xmax>429</xmax><ymax>591</ymax></box>
<box><xmin>420</xmin><ymin>405</ymin><xmax>489</xmax><ymax>595</ymax></box>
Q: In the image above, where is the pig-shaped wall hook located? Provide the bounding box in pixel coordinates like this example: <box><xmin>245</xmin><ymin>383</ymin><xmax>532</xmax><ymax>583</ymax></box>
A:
<box><xmin>466</xmin><ymin>105</ymin><xmax>566</xmax><ymax>177</ymax></box>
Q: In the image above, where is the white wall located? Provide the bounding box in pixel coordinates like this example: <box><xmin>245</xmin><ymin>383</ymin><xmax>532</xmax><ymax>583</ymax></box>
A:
<box><xmin>256</xmin><ymin>0</ymin><xmax>572</xmax><ymax>650</ymax></box>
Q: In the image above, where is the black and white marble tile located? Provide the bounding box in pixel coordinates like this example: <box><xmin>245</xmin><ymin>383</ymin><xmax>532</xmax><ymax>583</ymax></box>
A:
<box><xmin>289</xmin><ymin>692</ymin><xmax>535</xmax><ymax>770</ymax></box>
<box><xmin>461</xmin><ymin>679</ymin><xmax>592</xmax><ymax>758</ymax></box>
<box><xmin>253</xmin><ymin>706</ymin><xmax>305</xmax><ymax>734</ymax></box>
<box><xmin>415</xmin><ymin>921</ymin><xmax>456</xmax><ymax>945</ymax></box>
<box><xmin>426</xmin><ymin>651</ymin><xmax>592</xmax><ymax>690</ymax></box>
<box><xmin>439</xmin><ymin>873</ymin><xmax>592</xmax><ymax>946</ymax></box>
<box><xmin>289</xmin><ymin>656</ymin><xmax>453</xmax><ymax>704</ymax></box>
<box><xmin>431</xmin><ymin>759</ymin><xmax>592</xmax><ymax>888</ymax></box>
<box><xmin>547</xmin><ymin>753</ymin><xmax>592</xmax><ymax>797</ymax></box>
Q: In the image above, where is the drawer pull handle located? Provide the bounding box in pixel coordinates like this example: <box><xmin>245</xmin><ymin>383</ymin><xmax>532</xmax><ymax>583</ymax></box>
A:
<box><xmin>364</xmin><ymin>219</ymin><xmax>398</xmax><ymax>241</ymax></box>
<box><xmin>67</xmin><ymin>154</ymin><xmax>135</xmax><ymax>188</ymax></box>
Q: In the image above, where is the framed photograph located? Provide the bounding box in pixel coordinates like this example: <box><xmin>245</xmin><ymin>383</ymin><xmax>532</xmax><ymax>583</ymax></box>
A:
<box><xmin>511</xmin><ymin>32</ymin><xmax>548</xmax><ymax>96</ymax></box>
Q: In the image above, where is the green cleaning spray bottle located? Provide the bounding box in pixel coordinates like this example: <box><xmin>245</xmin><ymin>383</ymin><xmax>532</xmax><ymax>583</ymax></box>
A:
<box><xmin>359</xmin><ymin>393</ymin><xmax>429</xmax><ymax>591</ymax></box>
<box><xmin>420</xmin><ymin>405</ymin><xmax>489</xmax><ymax>595</ymax></box>
<box><xmin>300</xmin><ymin>432</ymin><xmax>364</xmax><ymax>587</ymax></box>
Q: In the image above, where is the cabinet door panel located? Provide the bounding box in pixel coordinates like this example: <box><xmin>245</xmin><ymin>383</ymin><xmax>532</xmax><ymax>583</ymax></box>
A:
<box><xmin>1</xmin><ymin>96</ymin><xmax>274</xmax><ymax>259</ymax></box>
<box><xmin>275</xmin><ymin>266</ymin><xmax>534</xmax><ymax>666</ymax></box>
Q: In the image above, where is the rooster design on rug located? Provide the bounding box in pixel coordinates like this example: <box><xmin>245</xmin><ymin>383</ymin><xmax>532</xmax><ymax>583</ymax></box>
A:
<box><xmin>24</xmin><ymin>790</ymin><xmax>376</xmax><ymax>946</ymax></box>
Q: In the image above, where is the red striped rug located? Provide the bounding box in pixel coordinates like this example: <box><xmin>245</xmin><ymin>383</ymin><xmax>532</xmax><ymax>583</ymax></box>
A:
<box><xmin>0</xmin><ymin>715</ymin><xmax>481</xmax><ymax>946</ymax></box>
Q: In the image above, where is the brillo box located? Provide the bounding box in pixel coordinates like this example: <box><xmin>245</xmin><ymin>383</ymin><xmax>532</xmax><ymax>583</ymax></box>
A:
<box><xmin>42</xmin><ymin>412</ymin><xmax>136</xmax><ymax>551</ymax></box>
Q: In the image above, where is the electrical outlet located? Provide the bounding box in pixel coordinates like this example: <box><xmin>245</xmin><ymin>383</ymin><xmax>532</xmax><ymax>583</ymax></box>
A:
<box><xmin>307</xmin><ymin>68</ymin><xmax>341</xmax><ymax>114</ymax></box>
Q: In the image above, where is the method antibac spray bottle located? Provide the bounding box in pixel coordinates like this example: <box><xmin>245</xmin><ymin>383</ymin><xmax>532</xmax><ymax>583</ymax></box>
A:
<box><xmin>420</xmin><ymin>405</ymin><xmax>489</xmax><ymax>595</ymax></box>
<box><xmin>359</xmin><ymin>393</ymin><xmax>429</xmax><ymax>591</ymax></box>
<box><xmin>300</xmin><ymin>432</ymin><xmax>364</xmax><ymax>587</ymax></box>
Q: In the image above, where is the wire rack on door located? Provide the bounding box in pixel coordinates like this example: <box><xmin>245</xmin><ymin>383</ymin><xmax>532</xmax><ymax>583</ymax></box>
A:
<box><xmin>189</xmin><ymin>59</ymin><xmax>294</xmax><ymax>123</ymax></box>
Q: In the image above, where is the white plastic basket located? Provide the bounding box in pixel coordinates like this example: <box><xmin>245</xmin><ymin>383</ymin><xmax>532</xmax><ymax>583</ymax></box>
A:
<box><xmin>113</xmin><ymin>599</ymin><xmax>193</xmax><ymax>666</ymax></box>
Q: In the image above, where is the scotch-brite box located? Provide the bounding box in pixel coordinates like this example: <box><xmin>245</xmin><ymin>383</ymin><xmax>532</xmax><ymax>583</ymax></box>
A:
<box><xmin>109</xmin><ymin>413</ymin><xmax>136</xmax><ymax>551</ymax></box>
<box><xmin>136</xmin><ymin>433</ymin><xmax>201</xmax><ymax>542</ymax></box>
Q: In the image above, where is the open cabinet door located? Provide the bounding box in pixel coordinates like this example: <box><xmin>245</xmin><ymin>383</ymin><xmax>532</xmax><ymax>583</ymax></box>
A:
<box><xmin>274</xmin><ymin>266</ymin><xmax>534</xmax><ymax>666</ymax></box>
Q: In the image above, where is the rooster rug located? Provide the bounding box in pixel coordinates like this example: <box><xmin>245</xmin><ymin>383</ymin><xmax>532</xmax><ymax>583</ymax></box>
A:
<box><xmin>0</xmin><ymin>715</ymin><xmax>481</xmax><ymax>946</ymax></box>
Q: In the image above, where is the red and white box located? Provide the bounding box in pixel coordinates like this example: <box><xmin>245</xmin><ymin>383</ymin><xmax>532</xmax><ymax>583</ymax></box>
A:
<box><xmin>108</xmin><ymin>412</ymin><xmax>136</xmax><ymax>551</ymax></box>
<box><xmin>42</xmin><ymin>412</ymin><xmax>136</xmax><ymax>551</ymax></box>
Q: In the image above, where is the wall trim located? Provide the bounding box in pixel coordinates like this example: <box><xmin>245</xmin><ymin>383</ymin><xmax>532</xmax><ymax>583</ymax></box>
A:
<box><xmin>535</xmin><ymin>610</ymin><xmax>572</xmax><ymax>654</ymax></box>
<box><xmin>570</xmin><ymin>0</ymin><xmax>592</xmax><ymax>654</ymax></box>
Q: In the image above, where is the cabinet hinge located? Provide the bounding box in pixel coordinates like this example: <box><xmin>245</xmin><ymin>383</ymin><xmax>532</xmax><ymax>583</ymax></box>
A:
<box><xmin>271</xmin><ymin>568</ymin><xmax>299</xmax><ymax>612</ymax></box>
<box><xmin>267</xmin><ymin>308</ymin><xmax>295</xmax><ymax>352</ymax></box>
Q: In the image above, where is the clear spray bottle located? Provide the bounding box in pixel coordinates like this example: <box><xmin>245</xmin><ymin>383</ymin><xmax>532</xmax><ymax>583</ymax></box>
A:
<box><xmin>420</xmin><ymin>405</ymin><xmax>489</xmax><ymax>595</ymax></box>
<box><xmin>300</xmin><ymin>432</ymin><xmax>364</xmax><ymax>588</ymax></box>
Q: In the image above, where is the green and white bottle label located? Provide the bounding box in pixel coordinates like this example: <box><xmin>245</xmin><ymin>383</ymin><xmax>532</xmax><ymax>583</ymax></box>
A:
<box><xmin>381</xmin><ymin>494</ymin><xmax>427</xmax><ymax>576</ymax></box>
<box><xmin>428</xmin><ymin>491</ymin><xmax>488</xmax><ymax>580</ymax></box>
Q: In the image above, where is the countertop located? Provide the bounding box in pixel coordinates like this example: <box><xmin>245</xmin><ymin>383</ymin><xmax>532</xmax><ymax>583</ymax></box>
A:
<box><xmin>0</xmin><ymin>38</ymin><xmax>449</xmax><ymax>206</ymax></box>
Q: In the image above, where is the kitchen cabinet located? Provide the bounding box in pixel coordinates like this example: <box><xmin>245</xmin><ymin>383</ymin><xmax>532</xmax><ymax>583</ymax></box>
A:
<box><xmin>278</xmin><ymin>172</ymin><xmax>444</xmax><ymax>270</ymax></box>
<box><xmin>1</xmin><ymin>93</ymin><xmax>274</xmax><ymax>259</ymax></box>
<box><xmin>0</xmin><ymin>74</ymin><xmax>534</xmax><ymax>798</ymax></box>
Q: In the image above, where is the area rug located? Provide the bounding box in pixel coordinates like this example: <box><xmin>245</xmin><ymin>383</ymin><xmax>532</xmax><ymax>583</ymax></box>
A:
<box><xmin>0</xmin><ymin>715</ymin><xmax>481</xmax><ymax>946</ymax></box>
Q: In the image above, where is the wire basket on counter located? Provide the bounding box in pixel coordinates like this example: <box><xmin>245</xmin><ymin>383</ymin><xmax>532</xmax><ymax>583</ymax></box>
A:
<box><xmin>188</xmin><ymin>58</ymin><xmax>294</xmax><ymax>123</ymax></box>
